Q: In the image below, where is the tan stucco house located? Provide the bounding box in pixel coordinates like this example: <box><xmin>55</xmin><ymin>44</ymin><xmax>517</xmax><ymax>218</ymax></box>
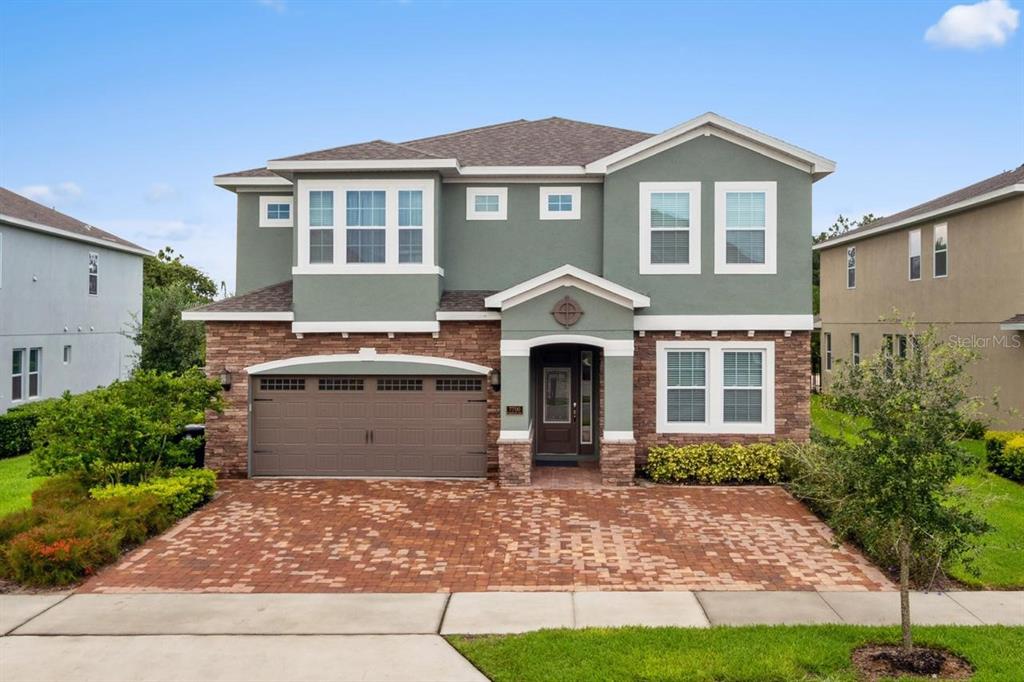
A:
<box><xmin>815</xmin><ymin>165</ymin><xmax>1024</xmax><ymax>429</ymax></box>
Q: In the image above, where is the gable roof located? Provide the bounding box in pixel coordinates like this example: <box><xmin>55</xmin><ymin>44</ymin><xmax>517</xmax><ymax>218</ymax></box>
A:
<box><xmin>483</xmin><ymin>264</ymin><xmax>651</xmax><ymax>310</ymax></box>
<box><xmin>220</xmin><ymin>113</ymin><xmax>834</xmax><ymax>185</ymax></box>
<box><xmin>0</xmin><ymin>187</ymin><xmax>150</xmax><ymax>256</ymax></box>
<box><xmin>815</xmin><ymin>164</ymin><xmax>1024</xmax><ymax>250</ymax></box>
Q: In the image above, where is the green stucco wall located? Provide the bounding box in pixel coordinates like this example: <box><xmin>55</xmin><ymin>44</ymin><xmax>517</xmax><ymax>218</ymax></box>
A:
<box><xmin>292</xmin><ymin>274</ymin><xmax>440</xmax><ymax>322</ymax></box>
<box><xmin>441</xmin><ymin>183</ymin><xmax>604</xmax><ymax>290</ymax></box>
<box><xmin>603</xmin><ymin>356</ymin><xmax>634</xmax><ymax>431</ymax></box>
<box><xmin>603</xmin><ymin>135</ymin><xmax>812</xmax><ymax>315</ymax></box>
<box><xmin>499</xmin><ymin>355</ymin><xmax>532</xmax><ymax>432</ymax></box>
<box><xmin>236</xmin><ymin>192</ymin><xmax>294</xmax><ymax>295</ymax></box>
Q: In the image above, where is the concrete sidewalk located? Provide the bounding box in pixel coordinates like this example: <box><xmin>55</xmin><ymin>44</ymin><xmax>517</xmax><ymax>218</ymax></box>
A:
<box><xmin>2</xmin><ymin>591</ymin><xmax>1021</xmax><ymax>682</ymax></box>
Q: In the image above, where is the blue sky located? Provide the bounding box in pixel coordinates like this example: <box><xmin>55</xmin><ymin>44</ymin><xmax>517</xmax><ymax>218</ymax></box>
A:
<box><xmin>1</xmin><ymin>0</ymin><xmax>1021</xmax><ymax>291</ymax></box>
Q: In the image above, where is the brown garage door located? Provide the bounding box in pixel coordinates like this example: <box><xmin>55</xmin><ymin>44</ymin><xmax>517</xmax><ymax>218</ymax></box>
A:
<box><xmin>251</xmin><ymin>375</ymin><xmax>488</xmax><ymax>477</ymax></box>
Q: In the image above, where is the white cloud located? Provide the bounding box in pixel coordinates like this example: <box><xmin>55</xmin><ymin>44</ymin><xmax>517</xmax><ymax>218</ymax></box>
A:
<box><xmin>145</xmin><ymin>182</ymin><xmax>178</xmax><ymax>203</ymax></box>
<box><xmin>17</xmin><ymin>181</ymin><xmax>83</xmax><ymax>205</ymax></box>
<box><xmin>925</xmin><ymin>0</ymin><xmax>1020</xmax><ymax>48</ymax></box>
<box><xmin>257</xmin><ymin>0</ymin><xmax>287</xmax><ymax>13</ymax></box>
<box><xmin>104</xmin><ymin>218</ymin><xmax>235</xmax><ymax>291</ymax></box>
<box><xmin>108</xmin><ymin>218</ymin><xmax>195</xmax><ymax>242</ymax></box>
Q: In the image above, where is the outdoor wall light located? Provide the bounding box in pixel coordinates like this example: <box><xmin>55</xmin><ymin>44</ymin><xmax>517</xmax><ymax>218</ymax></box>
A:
<box><xmin>489</xmin><ymin>369</ymin><xmax>501</xmax><ymax>390</ymax></box>
<box><xmin>219</xmin><ymin>367</ymin><xmax>233</xmax><ymax>391</ymax></box>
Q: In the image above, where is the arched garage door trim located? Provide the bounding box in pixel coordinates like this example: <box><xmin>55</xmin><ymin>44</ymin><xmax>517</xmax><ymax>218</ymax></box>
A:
<box><xmin>246</xmin><ymin>347</ymin><xmax>492</xmax><ymax>376</ymax></box>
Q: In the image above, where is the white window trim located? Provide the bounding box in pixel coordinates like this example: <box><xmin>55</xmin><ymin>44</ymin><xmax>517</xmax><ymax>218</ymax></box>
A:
<box><xmin>908</xmin><ymin>228</ymin><xmax>922</xmax><ymax>281</ymax></box>
<box><xmin>846</xmin><ymin>246</ymin><xmax>856</xmax><ymax>289</ymax></box>
<box><xmin>88</xmin><ymin>252</ymin><xmax>98</xmax><ymax>296</ymax></box>
<box><xmin>11</xmin><ymin>347</ymin><xmax>25</xmax><ymax>403</ymax></box>
<box><xmin>259</xmin><ymin>195</ymin><xmax>294</xmax><ymax>228</ymax></box>
<box><xmin>465</xmin><ymin>187</ymin><xmax>507</xmax><ymax>220</ymax></box>
<box><xmin>296</xmin><ymin>178</ymin><xmax>435</xmax><ymax>274</ymax></box>
<box><xmin>656</xmin><ymin>340</ymin><xmax>775</xmax><ymax>435</ymax></box>
<box><xmin>933</xmin><ymin>223</ymin><xmax>948</xmax><ymax>279</ymax></box>
<box><xmin>539</xmin><ymin>186</ymin><xmax>581</xmax><ymax>220</ymax></box>
<box><xmin>714</xmin><ymin>181</ymin><xmax>777</xmax><ymax>275</ymax></box>
<box><xmin>639</xmin><ymin>181</ymin><xmax>701</xmax><ymax>275</ymax></box>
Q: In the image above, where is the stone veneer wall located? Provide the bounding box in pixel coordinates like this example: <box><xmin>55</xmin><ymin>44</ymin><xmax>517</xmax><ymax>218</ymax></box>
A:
<box><xmin>204</xmin><ymin>320</ymin><xmax>501</xmax><ymax>478</ymax></box>
<box><xmin>497</xmin><ymin>440</ymin><xmax>532</xmax><ymax>486</ymax></box>
<box><xmin>632</xmin><ymin>330</ymin><xmax>811</xmax><ymax>471</ymax></box>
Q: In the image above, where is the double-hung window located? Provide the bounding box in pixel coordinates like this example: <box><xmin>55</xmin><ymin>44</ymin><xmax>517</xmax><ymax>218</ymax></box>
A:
<box><xmin>300</xmin><ymin>180</ymin><xmax>436</xmax><ymax>272</ymax></box>
<box><xmin>715</xmin><ymin>181</ymin><xmax>777</xmax><ymax>274</ymax></box>
<box><xmin>657</xmin><ymin>341</ymin><xmax>774</xmax><ymax>434</ymax></box>
<box><xmin>11</xmin><ymin>349</ymin><xmax>24</xmax><ymax>401</ymax></box>
<box><xmin>345</xmin><ymin>190</ymin><xmax>386</xmax><ymax>263</ymax></box>
<box><xmin>847</xmin><ymin>246</ymin><xmax>856</xmax><ymax>289</ymax></box>
<box><xmin>308</xmin><ymin>190</ymin><xmax>335</xmax><ymax>264</ymax></box>
<box><xmin>10</xmin><ymin>348</ymin><xmax>40</xmax><ymax>402</ymax></box>
<box><xmin>88</xmin><ymin>253</ymin><xmax>98</xmax><ymax>295</ymax></box>
<box><xmin>539</xmin><ymin>186</ymin><xmax>581</xmax><ymax>220</ymax></box>
<box><xmin>639</xmin><ymin>182</ymin><xmax>701</xmax><ymax>274</ymax></box>
<box><xmin>908</xmin><ymin>228</ymin><xmax>921</xmax><ymax>281</ymax></box>
<box><xmin>851</xmin><ymin>333</ymin><xmax>861</xmax><ymax>366</ymax></box>
<box><xmin>259</xmin><ymin>195</ymin><xmax>293</xmax><ymax>227</ymax></box>
<box><xmin>466</xmin><ymin>187</ymin><xmax>507</xmax><ymax>220</ymax></box>
<box><xmin>933</xmin><ymin>223</ymin><xmax>948</xmax><ymax>278</ymax></box>
<box><xmin>28</xmin><ymin>348</ymin><xmax>40</xmax><ymax>398</ymax></box>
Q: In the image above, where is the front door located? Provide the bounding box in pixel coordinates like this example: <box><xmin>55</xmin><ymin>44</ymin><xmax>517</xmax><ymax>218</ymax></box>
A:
<box><xmin>534</xmin><ymin>346</ymin><xmax>598</xmax><ymax>456</ymax></box>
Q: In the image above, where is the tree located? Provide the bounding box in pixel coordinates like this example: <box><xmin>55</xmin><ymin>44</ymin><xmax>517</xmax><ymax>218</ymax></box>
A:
<box><xmin>826</xmin><ymin>319</ymin><xmax>988</xmax><ymax>651</ymax></box>
<box><xmin>129</xmin><ymin>248</ymin><xmax>218</xmax><ymax>373</ymax></box>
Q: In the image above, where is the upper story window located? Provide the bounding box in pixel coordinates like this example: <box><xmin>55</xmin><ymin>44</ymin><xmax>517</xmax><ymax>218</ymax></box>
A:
<box><xmin>847</xmin><ymin>246</ymin><xmax>856</xmax><ymax>289</ymax></box>
<box><xmin>933</xmin><ymin>223</ymin><xmax>948</xmax><ymax>278</ymax></box>
<box><xmin>908</xmin><ymin>228</ymin><xmax>921</xmax><ymax>281</ymax></box>
<box><xmin>657</xmin><ymin>340</ymin><xmax>774</xmax><ymax>434</ymax></box>
<box><xmin>824</xmin><ymin>332</ymin><xmax>833</xmax><ymax>371</ymax></box>
<box><xmin>466</xmin><ymin>187</ymin><xmax>507</xmax><ymax>220</ymax></box>
<box><xmin>539</xmin><ymin>186</ymin><xmax>581</xmax><ymax>220</ymax></box>
<box><xmin>715</xmin><ymin>181</ymin><xmax>777</xmax><ymax>275</ymax></box>
<box><xmin>259</xmin><ymin>195</ymin><xmax>293</xmax><ymax>228</ymax></box>
<box><xmin>297</xmin><ymin>180</ymin><xmax>436</xmax><ymax>273</ymax></box>
<box><xmin>88</xmin><ymin>253</ymin><xmax>98</xmax><ymax>295</ymax></box>
<box><xmin>639</xmin><ymin>181</ymin><xmax>701</xmax><ymax>274</ymax></box>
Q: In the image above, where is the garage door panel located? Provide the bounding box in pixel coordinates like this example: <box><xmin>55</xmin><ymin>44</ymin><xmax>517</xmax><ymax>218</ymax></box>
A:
<box><xmin>252</xmin><ymin>374</ymin><xmax>487</xmax><ymax>477</ymax></box>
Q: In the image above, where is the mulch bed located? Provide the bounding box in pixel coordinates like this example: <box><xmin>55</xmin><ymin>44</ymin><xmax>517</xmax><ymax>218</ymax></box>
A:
<box><xmin>852</xmin><ymin>644</ymin><xmax>973</xmax><ymax>680</ymax></box>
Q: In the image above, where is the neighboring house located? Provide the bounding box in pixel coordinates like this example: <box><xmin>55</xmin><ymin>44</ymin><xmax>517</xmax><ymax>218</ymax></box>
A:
<box><xmin>815</xmin><ymin>166</ymin><xmax>1024</xmax><ymax>429</ymax></box>
<box><xmin>186</xmin><ymin>113</ymin><xmax>834</xmax><ymax>484</ymax></box>
<box><xmin>0</xmin><ymin>188</ymin><xmax>148</xmax><ymax>413</ymax></box>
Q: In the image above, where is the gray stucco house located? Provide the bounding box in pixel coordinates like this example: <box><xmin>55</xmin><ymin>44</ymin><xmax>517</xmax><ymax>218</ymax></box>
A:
<box><xmin>0</xmin><ymin>188</ymin><xmax>148</xmax><ymax>413</ymax></box>
<box><xmin>187</xmin><ymin>113</ymin><xmax>834</xmax><ymax>485</ymax></box>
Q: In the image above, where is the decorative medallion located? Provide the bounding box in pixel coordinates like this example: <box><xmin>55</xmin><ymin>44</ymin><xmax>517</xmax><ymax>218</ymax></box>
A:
<box><xmin>551</xmin><ymin>296</ymin><xmax>584</xmax><ymax>328</ymax></box>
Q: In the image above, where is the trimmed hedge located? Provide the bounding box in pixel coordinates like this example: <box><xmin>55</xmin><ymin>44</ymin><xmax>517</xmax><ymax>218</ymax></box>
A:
<box><xmin>0</xmin><ymin>400</ymin><xmax>55</xmax><ymax>458</ymax></box>
<box><xmin>0</xmin><ymin>469</ymin><xmax>217</xmax><ymax>587</ymax></box>
<box><xmin>645</xmin><ymin>443</ymin><xmax>783</xmax><ymax>484</ymax></box>
<box><xmin>985</xmin><ymin>430</ymin><xmax>1024</xmax><ymax>482</ymax></box>
<box><xmin>91</xmin><ymin>468</ymin><xmax>216</xmax><ymax>518</ymax></box>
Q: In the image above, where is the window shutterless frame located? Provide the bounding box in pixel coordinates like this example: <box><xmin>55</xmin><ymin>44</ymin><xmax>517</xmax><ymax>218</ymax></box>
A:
<box><xmin>656</xmin><ymin>340</ymin><xmax>775</xmax><ymax>435</ymax></box>
<box><xmin>639</xmin><ymin>181</ymin><xmax>701</xmax><ymax>274</ymax></box>
<box><xmin>933</xmin><ymin>223</ymin><xmax>948</xmax><ymax>278</ymax></box>
<box><xmin>28</xmin><ymin>348</ymin><xmax>41</xmax><ymax>398</ymax></box>
<box><xmin>465</xmin><ymin>187</ymin><xmax>508</xmax><ymax>220</ymax></box>
<box><xmin>851</xmin><ymin>333</ymin><xmax>860</xmax><ymax>366</ymax></box>
<box><xmin>88</xmin><ymin>252</ymin><xmax>98</xmax><ymax>295</ymax></box>
<box><xmin>824</xmin><ymin>332</ymin><xmax>833</xmax><ymax>371</ymax></box>
<box><xmin>714</xmin><ymin>181</ymin><xmax>777</xmax><ymax>274</ymax></box>
<box><xmin>908</xmin><ymin>228</ymin><xmax>922</xmax><ymax>281</ymax></box>
<box><xmin>539</xmin><ymin>186</ymin><xmax>581</xmax><ymax>220</ymax></box>
<box><xmin>11</xmin><ymin>348</ymin><xmax>25</xmax><ymax>402</ymax></box>
<box><xmin>846</xmin><ymin>246</ymin><xmax>856</xmax><ymax>289</ymax></box>
<box><xmin>259</xmin><ymin>195</ymin><xmax>294</xmax><ymax>228</ymax></box>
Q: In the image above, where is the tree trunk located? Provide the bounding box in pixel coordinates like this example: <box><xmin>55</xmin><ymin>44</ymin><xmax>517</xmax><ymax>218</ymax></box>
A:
<box><xmin>899</xmin><ymin>526</ymin><xmax>912</xmax><ymax>651</ymax></box>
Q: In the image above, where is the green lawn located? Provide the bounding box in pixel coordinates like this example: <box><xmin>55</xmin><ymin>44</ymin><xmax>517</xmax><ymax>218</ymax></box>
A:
<box><xmin>809</xmin><ymin>395</ymin><xmax>1024</xmax><ymax>589</ymax></box>
<box><xmin>450</xmin><ymin>625</ymin><xmax>1024</xmax><ymax>682</ymax></box>
<box><xmin>0</xmin><ymin>454</ymin><xmax>44</xmax><ymax>517</ymax></box>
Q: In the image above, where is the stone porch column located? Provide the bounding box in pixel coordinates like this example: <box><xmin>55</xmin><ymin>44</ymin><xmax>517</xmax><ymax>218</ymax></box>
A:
<box><xmin>600</xmin><ymin>354</ymin><xmax>636</xmax><ymax>486</ymax></box>
<box><xmin>497</xmin><ymin>354</ymin><xmax>532</xmax><ymax>486</ymax></box>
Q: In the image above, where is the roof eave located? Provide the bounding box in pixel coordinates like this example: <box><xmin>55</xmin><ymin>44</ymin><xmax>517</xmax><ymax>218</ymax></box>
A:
<box><xmin>0</xmin><ymin>213</ymin><xmax>152</xmax><ymax>257</ymax></box>
<box><xmin>213</xmin><ymin>175</ymin><xmax>293</xmax><ymax>191</ymax></box>
<box><xmin>265</xmin><ymin>159</ymin><xmax>461</xmax><ymax>172</ymax></box>
<box><xmin>813</xmin><ymin>184</ymin><xmax>1024</xmax><ymax>251</ymax></box>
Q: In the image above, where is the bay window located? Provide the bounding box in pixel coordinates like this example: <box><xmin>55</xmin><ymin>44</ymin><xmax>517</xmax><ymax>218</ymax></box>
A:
<box><xmin>657</xmin><ymin>340</ymin><xmax>775</xmax><ymax>434</ymax></box>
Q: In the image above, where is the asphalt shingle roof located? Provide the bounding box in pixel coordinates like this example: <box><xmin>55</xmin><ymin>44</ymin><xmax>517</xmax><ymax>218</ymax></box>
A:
<box><xmin>190</xmin><ymin>280</ymin><xmax>293</xmax><ymax>313</ymax></box>
<box><xmin>0</xmin><ymin>187</ymin><xmax>146</xmax><ymax>252</ymax></box>
<box><xmin>439</xmin><ymin>291</ymin><xmax>497</xmax><ymax>312</ymax></box>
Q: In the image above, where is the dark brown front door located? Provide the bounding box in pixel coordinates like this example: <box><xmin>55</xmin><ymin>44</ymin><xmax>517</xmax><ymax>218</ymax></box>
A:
<box><xmin>535</xmin><ymin>346</ymin><xmax>598</xmax><ymax>456</ymax></box>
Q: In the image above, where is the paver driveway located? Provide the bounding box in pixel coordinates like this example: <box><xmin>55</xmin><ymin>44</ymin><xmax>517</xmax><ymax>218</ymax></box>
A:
<box><xmin>82</xmin><ymin>480</ymin><xmax>892</xmax><ymax>593</ymax></box>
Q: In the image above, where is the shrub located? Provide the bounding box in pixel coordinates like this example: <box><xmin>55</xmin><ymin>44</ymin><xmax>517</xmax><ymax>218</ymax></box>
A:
<box><xmin>985</xmin><ymin>430</ymin><xmax>1024</xmax><ymax>482</ymax></box>
<box><xmin>30</xmin><ymin>369</ymin><xmax>223</xmax><ymax>483</ymax></box>
<box><xmin>0</xmin><ymin>400</ymin><xmax>57</xmax><ymax>458</ymax></box>
<box><xmin>961</xmin><ymin>419</ymin><xmax>988</xmax><ymax>441</ymax></box>
<box><xmin>91</xmin><ymin>468</ymin><xmax>216</xmax><ymax>518</ymax></box>
<box><xmin>645</xmin><ymin>443</ymin><xmax>783</xmax><ymax>484</ymax></box>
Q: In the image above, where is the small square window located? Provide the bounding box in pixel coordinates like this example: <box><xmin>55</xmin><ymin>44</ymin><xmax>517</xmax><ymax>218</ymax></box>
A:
<box><xmin>539</xmin><ymin>187</ymin><xmax>581</xmax><ymax>220</ymax></box>
<box><xmin>466</xmin><ymin>187</ymin><xmax>507</xmax><ymax>220</ymax></box>
<box><xmin>259</xmin><ymin>196</ymin><xmax>294</xmax><ymax>227</ymax></box>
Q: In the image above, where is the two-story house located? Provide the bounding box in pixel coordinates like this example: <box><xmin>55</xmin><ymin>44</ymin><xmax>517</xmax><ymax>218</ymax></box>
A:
<box><xmin>186</xmin><ymin>113</ymin><xmax>834</xmax><ymax>484</ymax></box>
<box><xmin>0</xmin><ymin>187</ymin><xmax>148</xmax><ymax>413</ymax></box>
<box><xmin>815</xmin><ymin>166</ymin><xmax>1024</xmax><ymax>429</ymax></box>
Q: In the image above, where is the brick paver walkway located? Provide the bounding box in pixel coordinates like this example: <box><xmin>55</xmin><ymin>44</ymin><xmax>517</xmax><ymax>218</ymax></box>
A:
<box><xmin>82</xmin><ymin>480</ymin><xmax>892</xmax><ymax>594</ymax></box>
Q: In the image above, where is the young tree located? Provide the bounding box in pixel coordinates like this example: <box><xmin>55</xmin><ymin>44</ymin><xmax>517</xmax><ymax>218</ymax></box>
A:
<box><xmin>826</xmin><ymin>319</ymin><xmax>988</xmax><ymax>651</ymax></box>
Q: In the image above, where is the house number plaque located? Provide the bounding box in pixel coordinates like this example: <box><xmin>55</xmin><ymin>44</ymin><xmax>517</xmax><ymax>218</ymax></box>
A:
<box><xmin>506</xmin><ymin>405</ymin><xmax>524</xmax><ymax>415</ymax></box>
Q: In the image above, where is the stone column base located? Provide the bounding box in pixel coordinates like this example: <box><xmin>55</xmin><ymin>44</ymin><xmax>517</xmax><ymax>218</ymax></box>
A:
<box><xmin>600</xmin><ymin>438</ymin><xmax>636</xmax><ymax>486</ymax></box>
<box><xmin>498</xmin><ymin>439</ymin><xmax>532</xmax><ymax>487</ymax></box>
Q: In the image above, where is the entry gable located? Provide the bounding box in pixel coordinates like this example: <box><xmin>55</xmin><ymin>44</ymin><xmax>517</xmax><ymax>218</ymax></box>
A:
<box><xmin>483</xmin><ymin>264</ymin><xmax>651</xmax><ymax>311</ymax></box>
